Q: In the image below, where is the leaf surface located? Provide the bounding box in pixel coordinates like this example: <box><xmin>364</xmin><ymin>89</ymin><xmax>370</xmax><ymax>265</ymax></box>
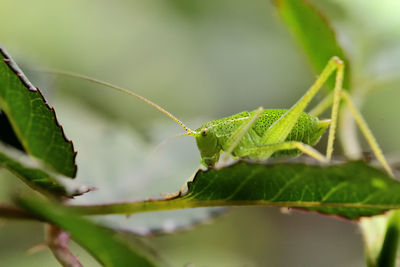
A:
<box><xmin>0</xmin><ymin>143</ymin><xmax>86</xmax><ymax>197</ymax></box>
<box><xmin>182</xmin><ymin>161</ymin><xmax>396</xmax><ymax>219</ymax></box>
<box><xmin>275</xmin><ymin>0</ymin><xmax>351</xmax><ymax>90</ymax></box>
<box><xmin>0</xmin><ymin>47</ymin><xmax>76</xmax><ymax>177</ymax></box>
<box><xmin>73</xmin><ymin>161</ymin><xmax>400</xmax><ymax>220</ymax></box>
<box><xmin>16</xmin><ymin>195</ymin><xmax>156</xmax><ymax>267</ymax></box>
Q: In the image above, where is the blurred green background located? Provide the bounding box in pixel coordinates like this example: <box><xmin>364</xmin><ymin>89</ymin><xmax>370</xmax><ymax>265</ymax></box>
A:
<box><xmin>1</xmin><ymin>0</ymin><xmax>400</xmax><ymax>266</ymax></box>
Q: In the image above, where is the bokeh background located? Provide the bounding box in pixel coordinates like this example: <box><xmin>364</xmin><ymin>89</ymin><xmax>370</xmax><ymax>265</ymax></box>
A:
<box><xmin>1</xmin><ymin>0</ymin><xmax>400</xmax><ymax>266</ymax></box>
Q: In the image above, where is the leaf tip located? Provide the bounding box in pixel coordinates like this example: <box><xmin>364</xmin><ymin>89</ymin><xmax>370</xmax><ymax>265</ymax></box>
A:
<box><xmin>0</xmin><ymin>47</ymin><xmax>78</xmax><ymax>177</ymax></box>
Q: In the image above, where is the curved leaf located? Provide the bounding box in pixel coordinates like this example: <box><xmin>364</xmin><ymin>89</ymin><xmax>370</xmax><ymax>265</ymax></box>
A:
<box><xmin>71</xmin><ymin>161</ymin><xmax>400</xmax><ymax>220</ymax></box>
<box><xmin>376</xmin><ymin>211</ymin><xmax>400</xmax><ymax>267</ymax></box>
<box><xmin>0</xmin><ymin>142</ymin><xmax>87</xmax><ymax>197</ymax></box>
<box><xmin>182</xmin><ymin>161</ymin><xmax>395</xmax><ymax>219</ymax></box>
<box><xmin>16</xmin><ymin>195</ymin><xmax>156</xmax><ymax>267</ymax></box>
<box><xmin>0</xmin><ymin>47</ymin><xmax>77</xmax><ymax>177</ymax></box>
<box><xmin>275</xmin><ymin>0</ymin><xmax>351</xmax><ymax>90</ymax></box>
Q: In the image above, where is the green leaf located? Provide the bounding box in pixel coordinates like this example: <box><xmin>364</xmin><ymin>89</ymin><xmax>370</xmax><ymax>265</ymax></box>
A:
<box><xmin>16</xmin><ymin>195</ymin><xmax>156</xmax><ymax>267</ymax></box>
<box><xmin>0</xmin><ymin>142</ymin><xmax>86</xmax><ymax>197</ymax></box>
<box><xmin>0</xmin><ymin>47</ymin><xmax>77</xmax><ymax>177</ymax></box>
<box><xmin>376</xmin><ymin>211</ymin><xmax>400</xmax><ymax>267</ymax></box>
<box><xmin>182</xmin><ymin>161</ymin><xmax>394</xmax><ymax>219</ymax></box>
<box><xmin>275</xmin><ymin>0</ymin><xmax>351</xmax><ymax>90</ymax></box>
<box><xmin>71</xmin><ymin>161</ymin><xmax>400</xmax><ymax>220</ymax></box>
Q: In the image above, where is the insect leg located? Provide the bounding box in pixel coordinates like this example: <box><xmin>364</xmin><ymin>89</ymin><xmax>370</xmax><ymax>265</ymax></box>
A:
<box><xmin>340</xmin><ymin>91</ymin><xmax>393</xmax><ymax>176</ymax></box>
<box><xmin>305</xmin><ymin>84</ymin><xmax>393</xmax><ymax>176</ymax></box>
<box><xmin>325</xmin><ymin>59</ymin><xmax>344</xmax><ymax>161</ymax></box>
<box><xmin>221</xmin><ymin>107</ymin><xmax>264</xmax><ymax>163</ymax></box>
<box><xmin>260</xmin><ymin>57</ymin><xmax>343</xmax><ymax>154</ymax></box>
<box><xmin>242</xmin><ymin>141</ymin><xmax>328</xmax><ymax>163</ymax></box>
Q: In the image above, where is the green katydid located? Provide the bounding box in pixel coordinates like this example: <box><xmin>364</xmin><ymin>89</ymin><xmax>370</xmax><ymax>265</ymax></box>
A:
<box><xmin>44</xmin><ymin>57</ymin><xmax>393</xmax><ymax>176</ymax></box>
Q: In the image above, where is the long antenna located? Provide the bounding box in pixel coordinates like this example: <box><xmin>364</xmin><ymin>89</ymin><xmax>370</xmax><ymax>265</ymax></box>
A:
<box><xmin>40</xmin><ymin>69</ymin><xmax>194</xmax><ymax>135</ymax></box>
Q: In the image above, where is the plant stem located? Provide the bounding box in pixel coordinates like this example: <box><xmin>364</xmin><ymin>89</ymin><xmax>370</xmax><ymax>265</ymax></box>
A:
<box><xmin>46</xmin><ymin>224</ymin><xmax>83</xmax><ymax>267</ymax></box>
<box><xmin>376</xmin><ymin>211</ymin><xmax>400</xmax><ymax>267</ymax></box>
<box><xmin>66</xmin><ymin>199</ymin><xmax>400</xmax><ymax>216</ymax></box>
<box><xmin>0</xmin><ymin>204</ymin><xmax>41</xmax><ymax>220</ymax></box>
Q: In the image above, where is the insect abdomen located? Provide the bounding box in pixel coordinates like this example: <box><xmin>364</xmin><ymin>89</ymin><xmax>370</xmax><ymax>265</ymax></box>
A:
<box><xmin>253</xmin><ymin>109</ymin><xmax>318</xmax><ymax>144</ymax></box>
<box><xmin>255</xmin><ymin>109</ymin><xmax>320</xmax><ymax>157</ymax></box>
<box><xmin>209</xmin><ymin>109</ymin><xmax>321</xmax><ymax>157</ymax></box>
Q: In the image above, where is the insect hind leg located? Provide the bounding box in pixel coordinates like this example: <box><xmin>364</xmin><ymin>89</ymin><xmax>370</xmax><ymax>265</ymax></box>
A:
<box><xmin>260</xmin><ymin>57</ymin><xmax>343</xmax><ymax>149</ymax></box>
<box><xmin>242</xmin><ymin>141</ymin><xmax>328</xmax><ymax>163</ymax></box>
<box><xmin>306</xmin><ymin>77</ymin><xmax>393</xmax><ymax>176</ymax></box>
<box><xmin>340</xmin><ymin>91</ymin><xmax>393</xmax><ymax>176</ymax></box>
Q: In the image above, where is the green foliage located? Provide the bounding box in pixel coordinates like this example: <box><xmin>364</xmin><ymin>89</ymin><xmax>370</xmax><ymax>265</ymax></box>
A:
<box><xmin>183</xmin><ymin>161</ymin><xmax>397</xmax><ymax>219</ymax></box>
<box><xmin>0</xmin><ymin>143</ymin><xmax>79</xmax><ymax>197</ymax></box>
<box><xmin>376</xmin><ymin>211</ymin><xmax>400</xmax><ymax>267</ymax></box>
<box><xmin>0</xmin><ymin>0</ymin><xmax>399</xmax><ymax>266</ymax></box>
<box><xmin>0</xmin><ymin>47</ymin><xmax>76</xmax><ymax>177</ymax></box>
<box><xmin>16</xmin><ymin>194</ymin><xmax>156</xmax><ymax>267</ymax></box>
<box><xmin>275</xmin><ymin>0</ymin><xmax>351</xmax><ymax>90</ymax></box>
<box><xmin>72</xmin><ymin>161</ymin><xmax>400</xmax><ymax>220</ymax></box>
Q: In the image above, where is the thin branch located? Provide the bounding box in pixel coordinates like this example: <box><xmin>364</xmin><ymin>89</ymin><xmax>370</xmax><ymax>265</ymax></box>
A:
<box><xmin>66</xmin><ymin>199</ymin><xmax>400</xmax><ymax>217</ymax></box>
<box><xmin>46</xmin><ymin>224</ymin><xmax>83</xmax><ymax>267</ymax></box>
<box><xmin>0</xmin><ymin>204</ymin><xmax>42</xmax><ymax>221</ymax></box>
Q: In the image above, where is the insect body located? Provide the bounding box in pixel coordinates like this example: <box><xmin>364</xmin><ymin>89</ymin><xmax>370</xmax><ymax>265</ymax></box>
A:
<box><xmin>46</xmin><ymin>56</ymin><xmax>393</xmax><ymax>176</ymax></box>
<box><xmin>194</xmin><ymin>109</ymin><xmax>330</xmax><ymax>167</ymax></box>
